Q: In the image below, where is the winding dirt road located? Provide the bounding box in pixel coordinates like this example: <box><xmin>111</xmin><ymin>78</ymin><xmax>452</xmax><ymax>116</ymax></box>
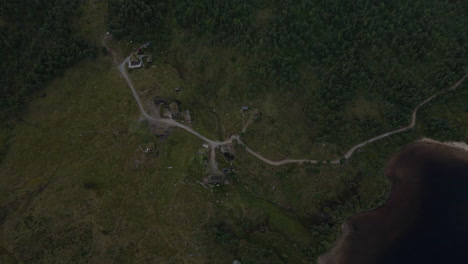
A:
<box><xmin>118</xmin><ymin>56</ymin><xmax>232</xmax><ymax>171</ymax></box>
<box><xmin>109</xmin><ymin>39</ymin><xmax>467</xmax><ymax>169</ymax></box>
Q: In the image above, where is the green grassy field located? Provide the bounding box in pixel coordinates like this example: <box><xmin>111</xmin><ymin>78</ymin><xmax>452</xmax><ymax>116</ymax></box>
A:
<box><xmin>1</xmin><ymin>0</ymin><xmax>466</xmax><ymax>263</ymax></box>
<box><xmin>0</xmin><ymin>52</ymin><xmax>324</xmax><ymax>262</ymax></box>
<box><xmin>0</xmin><ymin>42</ymin><xmax>465</xmax><ymax>264</ymax></box>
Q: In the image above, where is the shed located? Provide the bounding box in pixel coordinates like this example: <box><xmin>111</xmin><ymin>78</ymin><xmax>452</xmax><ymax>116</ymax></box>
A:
<box><xmin>154</xmin><ymin>97</ymin><xmax>166</xmax><ymax>105</ymax></box>
<box><xmin>241</xmin><ymin>106</ymin><xmax>249</xmax><ymax>111</ymax></box>
<box><xmin>253</xmin><ymin>108</ymin><xmax>261</xmax><ymax>118</ymax></box>
<box><xmin>205</xmin><ymin>175</ymin><xmax>225</xmax><ymax>185</ymax></box>
<box><xmin>144</xmin><ymin>142</ymin><xmax>159</xmax><ymax>156</ymax></box>
<box><xmin>147</xmin><ymin>55</ymin><xmax>153</xmax><ymax>63</ymax></box>
<box><xmin>175</xmin><ymin>87</ymin><xmax>181</xmax><ymax>92</ymax></box>
<box><xmin>170</xmin><ymin>102</ymin><xmax>179</xmax><ymax>116</ymax></box>
<box><xmin>154</xmin><ymin>128</ymin><xmax>168</xmax><ymax>136</ymax></box>
<box><xmin>197</xmin><ymin>147</ymin><xmax>209</xmax><ymax>155</ymax></box>
<box><xmin>144</xmin><ymin>142</ymin><xmax>155</xmax><ymax>153</ymax></box>
<box><xmin>221</xmin><ymin>144</ymin><xmax>234</xmax><ymax>154</ymax></box>
<box><xmin>223</xmin><ymin>152</ymin><xmax>235</xmax><ymax>161</ymax></box>
<box><xmin>184</xmin><ymin>110</ymin><xmax>192</xmax><ymax>122</ymax></box>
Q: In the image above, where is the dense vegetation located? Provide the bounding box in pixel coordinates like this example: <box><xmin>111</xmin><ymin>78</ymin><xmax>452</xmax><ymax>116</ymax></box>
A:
<box><xmin>0</xmin><ymin>0</ymin><xmax>97</xmax><ymax>120</ymax></box>
<box><xmin>109</xmin><ymin>0</ymin><xmax>466</xmax><ymax>146</ymax></box>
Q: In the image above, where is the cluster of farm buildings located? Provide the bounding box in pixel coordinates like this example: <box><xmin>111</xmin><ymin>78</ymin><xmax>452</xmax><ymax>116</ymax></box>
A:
<box><xmin>129</xmin><ymin>42</ymin><xmax>265</xmax><ymax>187</ymax></box>
<box><xmin>128</xmin><ymin>42</ymin><xmax>151</xmax><ymax>69</ymax></box>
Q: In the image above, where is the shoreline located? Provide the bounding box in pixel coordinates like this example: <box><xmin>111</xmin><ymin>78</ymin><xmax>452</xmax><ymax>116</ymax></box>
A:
<box><xmin>319</xmin><ymin>141</ymin><xmax>468</xmax><ymax>264</ymax></box>
<box><xmin>419</xmin><ymin>138</ymin><xmax>468</xmax><ymax>153</ymax></box>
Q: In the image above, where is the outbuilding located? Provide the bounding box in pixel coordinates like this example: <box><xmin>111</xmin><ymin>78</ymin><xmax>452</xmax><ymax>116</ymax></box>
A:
<box><xmin>154</xmin><ymin>128</ymin><xmax>168</xmax><ymax>137</ymax></box>
<box><xmin>145</xmin><ymin>142</ymin><xmax>155</xmax><ymax>153</ymax></box>
<box><xmin>184</xmin><ymin>110</ymin><xmax>192</xmax><ymax>122</ymax></box>
<box><xmin>205</xmin><ymin>175</ymin><xmax>225</xmax><ymax>185</ymax></box>
<box><xmin>253</xmin><ymin>109</ymin><xmax>261</xmax><ymax>118</ymax></box>
<box><xmin>170</xmin><ymin>102</ymin><xmax>179</xmax><ymax>116</ymax></box>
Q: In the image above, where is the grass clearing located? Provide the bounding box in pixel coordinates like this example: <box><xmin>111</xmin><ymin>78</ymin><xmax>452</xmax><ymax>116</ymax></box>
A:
<box><xmin>345</xmin><ymin>96</ymin><xmax>384</xmax><ymax>122</ymax></box>
<box><xmin>75</xmin><ymin>0</ymin><xmax>109</xmax><ymax>44</ymax></box>
<box><xmin>1</xmin><ymin>50</ymin><xmax>331</xmax><ymax>262</ymax></box>
<box><xmin>247</xmin><ymin>196</ymin><xmax>312</xmax><ymax>245</ymax></box>
<box><xmin>0</xmin><ymin>55</ymin><xmax>222</xmax><ymax>263</ymax></box>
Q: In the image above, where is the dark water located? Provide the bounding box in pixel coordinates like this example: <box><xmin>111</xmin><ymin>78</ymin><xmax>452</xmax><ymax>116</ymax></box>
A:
<box><xmin>379</xmin><ymin>146</ymin><xmax>468</xmax><ymax>264</ymax></box>
<box><xmin>319</xmin><ymin>143</ymin><xmax>468</xmax><ymax>264</ymax></box>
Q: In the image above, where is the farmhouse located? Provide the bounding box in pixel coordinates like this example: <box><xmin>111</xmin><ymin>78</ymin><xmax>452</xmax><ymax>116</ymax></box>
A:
<box><xmin>128</xmin><ymin>52</ymin><xmax>142</xmax><ymax>69</ymax></box>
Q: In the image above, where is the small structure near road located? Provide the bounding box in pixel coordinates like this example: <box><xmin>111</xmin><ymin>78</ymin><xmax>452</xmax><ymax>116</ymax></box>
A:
<box><xmin>128</xmin><ymin>52</ymin><xmax>142</xmax><ymax>69</ymax></box>
<box><xmin>147</xmin><ymin>55</ymin><xmax>153</xmax><ymax>63</ymax></box>
<box><xmin>154</xmin><ymin>97</ymin><xmax>167</xmax><ymax>105</ymax></box>
<box><xmin>197</xmin><ymin>146</ymin><xmax>209</xmax><ymax>155</ymax></box>
<box><xmin>221</xmin><ymin>144</ymin><xmax>234</xmax><ymax>154</ymax></box>
<box><xmin>221</xmin><ymin>144</ymin><xmax>235</xmax><ymax>161</ymax></box>
<box><xmin>202</xmin><ymin>143</ymin><xmax>209</xmax><ymax>149</ymax></box>
<box><xmin>241</xmin><ymin>106</ymin><xmax>249</xmax><ymax>111</ymax></box>
<box><xmin>223</xmin><ymin>152</ymin><xmax>235</xmax><ymax>162</ymax></box>
<box><xmin>144</xmin><ymin>142</ymin><xmax>155</xmax><ymax>153</ymax></box>
<box><xmin>184</xmin><ymin>110</ymin><xmax>192</xmax><ymax>122</ymax></box>
<box><xmin>170</xmin><ymin>102</ymin><xmax>179</xmax><ymax>116</ymax></box>
<box><xmin>204</xmin><ymin>174</ymin><xmax>225</xmax><ymax>185</ymax></box>
<box><xmin>154</xmin><ymin>127</ymin><xmax>168</xmax><ymax>137</ymax></box>
<box><xmin>253</xmin><ymin>108</ymin><xmax>262</xmax><ymax>118</ymax></box>
<box><xmin>143</xmin><ymin>142</ymin><xmax>159</xmax><ymax>156</ymax></box>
